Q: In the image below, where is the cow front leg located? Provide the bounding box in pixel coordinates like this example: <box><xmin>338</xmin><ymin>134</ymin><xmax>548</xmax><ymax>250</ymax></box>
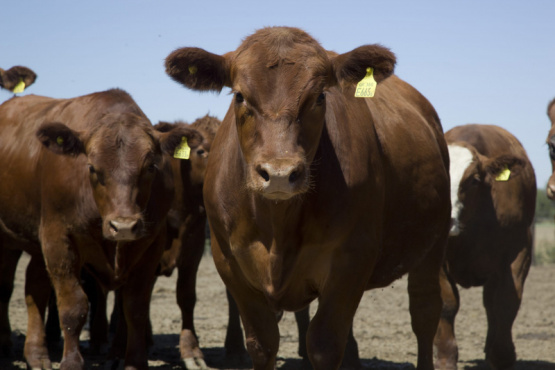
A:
<box><xmin>0</xmin><ymin>247</ymin><xmax>22</xmax><ymax>356</ymax></box>
<box><xmin>24</xmin><ymin>254</ymin><xmax>54</xmax><ymax>370</ymax></box>
<box><xmin>408</xmin><ymin>246</ymin><xmax>443</xmax><ymax>370</ymax></box>
<box><xmin>483</xmin><ymin>247</ymin><xmax>530</xmax><ymax>370</ymax></box>
<box><xmin>434</xmin><ymin>265</ymin><xmax>460</xmax><ymax>370</ymax></box>
<box><xmin>175</xmin><ymin>225</ymin><xmax>208</xmax><ymax>369</ymax></box>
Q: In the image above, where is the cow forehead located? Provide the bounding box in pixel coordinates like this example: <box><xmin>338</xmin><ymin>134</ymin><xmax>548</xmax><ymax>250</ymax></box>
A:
<box><xmin>87</xmin><ymin>120</ymin><xmax>157</xmax><ymax>166</ymax></box>
<box><xmin>232</xmin><ymin>28</ymin><xmax>330</xmax><ymax>86</ymax></box>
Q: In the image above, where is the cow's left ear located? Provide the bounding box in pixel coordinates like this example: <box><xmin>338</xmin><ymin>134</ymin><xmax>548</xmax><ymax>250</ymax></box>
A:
<box><xmin>158</xmin><ymin>125</ymin><xmax>204</xmax><ymax>156</ymax></box>
<box><xmin>484</xmin><ymin>155</ymin><xmax>527</xmax><ymax>181</ymax></box>
<box><xmin>36</xmin><ymin>122</ymin><xmax>85</xmax><ymax>156</ymax></box>
<box><xmin>330</xmin><ymin>44</ymin><xmax>396</xmax><ymax>85</ymax></box>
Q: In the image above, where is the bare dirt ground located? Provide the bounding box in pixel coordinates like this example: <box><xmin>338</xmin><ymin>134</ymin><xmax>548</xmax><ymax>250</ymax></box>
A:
<box><xmin>2</xmin><ymin>238</ymin><xmax>555</xmax><ymax>369</ymax></box>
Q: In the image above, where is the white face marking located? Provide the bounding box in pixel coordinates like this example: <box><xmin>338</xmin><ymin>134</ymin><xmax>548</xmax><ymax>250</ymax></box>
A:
<box><xmin>448</xmin><ymin>144</ymin><xmax>474</xmax><ymax>236</ymax></box>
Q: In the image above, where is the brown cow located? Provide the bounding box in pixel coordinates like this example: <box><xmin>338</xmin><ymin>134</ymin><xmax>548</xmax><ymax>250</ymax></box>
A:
<box><xmin>154</xmin><ymin>115</ymin><xmax>227</xmax><ymax>369</ymax></box>
<box><xmin>165</xmin><ymin>27</ymin><xmax>451</xmax><ymax>369</ymax></box>
<box><xmin>435</xmin><ymin>124</ymin><xmax>536</xmax><ymax>370</ymax></box>
<box><xmin>545</xmin><ymin>98</ymin><xmax>555</xmax><ymax>199</ymax></box>
<box><xmin>0</xmin><ymin>89</ymin><xmax>202</xmax><ymax>370</ymax></box>
<box><xmin>0</xmin><ymin>66</ymin><xmax>37</xmax><ymax>93</ymax></box>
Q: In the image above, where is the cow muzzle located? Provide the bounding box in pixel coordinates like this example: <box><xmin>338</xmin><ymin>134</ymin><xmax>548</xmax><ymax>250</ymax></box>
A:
<box><xmin>105</xmin><ymin>216</ymin><xmax>144</xmax><ymax>241</ymax></box>
<box><xmin>251</xmin><ymin>159</ymin><xmax>308</xmax><ymax>200</ymax></box>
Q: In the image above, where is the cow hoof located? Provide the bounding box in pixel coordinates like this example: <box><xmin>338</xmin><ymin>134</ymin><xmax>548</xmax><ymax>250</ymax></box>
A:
<box><xmin>28</xmin><ymin>358</ymin><xmax>53</xmax><ymax>370</ymax></box>
<box><xmin>183</xmin><ymin>357</ymin><xmax>210</xmax><ymax>369</ymax></box>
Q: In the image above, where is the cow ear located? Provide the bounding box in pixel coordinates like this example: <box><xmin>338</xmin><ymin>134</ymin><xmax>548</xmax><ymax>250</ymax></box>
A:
<box><xmin>36</xmin><ymin>122</ymin><xmax>85</xmax><ymax>156</ymax></box>
<box><xmin>165</xmin><ymin>47</ymin><xmax>231</xmax><ymax>92</ymax></box>
<box><xmin>158</xmin><ymin>125</ymin><xmax>204</xmax><ymax>156</ymax></box>
<box><xmin>484</xmin><ymin>155</ymin><xmax>527</xmax><ymax>181</ymax></box>
<box><xmin>330</xmin><ymin>44</ymin><xmax>396</xmax><ymax>86</ymax></box>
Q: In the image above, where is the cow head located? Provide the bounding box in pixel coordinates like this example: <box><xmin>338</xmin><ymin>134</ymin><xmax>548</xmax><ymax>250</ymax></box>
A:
<box><xmin>37</xmin><ymin>112</ymin><xmax>202</xmax><ymax>241</ymax></box>
<box><xmin>448</xmin><ymin>143</ymin><xmax>527</xmax><ymax>236</ymax></box>
<box><xmin>546</xmin><ymin>98</ymin><xmax>555</xmax><ymax>199</ymax></box>
<box><xmin>165</xmin><ymin>26</ymin><xmax>395</xmax><ymax>201</ymax></box>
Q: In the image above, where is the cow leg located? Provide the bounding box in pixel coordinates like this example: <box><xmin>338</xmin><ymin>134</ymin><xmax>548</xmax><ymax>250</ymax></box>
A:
<box><xmin>175</xmin><ymin>224</ymin><xmax>208</xmax><ymax>370</ymax></box>
<box><xmin>434</xmin><ymin>265</ymin><xmax>460</xmax><ymax>370</ymax></box>
<box><xmin>294</xmin><ymin>307</ymin><xmax>309</xmax><ymax>361</ymax></box>
<box><xmin>45</xmin><ymin>294</ymin><xmax>61</xmax><ymax>348</ymax></box>
<box><xmin>407</xmin><ymin>239</ymin><xmax>444</xmax><ymax>370</ymax></box>
<box><xmin>43</xmin><ymin>244</ymin><xmax>88</xmax><ymax>370</ymax></box>
<box><xmin>0</xmin><ymin>247</ymin><xmax>21</xmax><ymax>356</ymax></box>
<box><xmin>81</xmin><ymin>270</ymin><xmax>109</xmax><ymax>354</ymax></box>
<box><xmin>224</xmin><ymin>288</ymin><xmax>247</xmax><ymax>361</ymax></box>
<box><xmin>483</xmin><ymin>246</ymin><xmax>530</xmax><ymax>370</ymax></box>
<box><xmin>23</xmin><ymin>254</ymin><xmax>53</xmax><ymax>370</ymax></box>
<box><xmin>0</xmin><ymin>246</ymin><xmax>22</xmax><ymax>356</ymax></box>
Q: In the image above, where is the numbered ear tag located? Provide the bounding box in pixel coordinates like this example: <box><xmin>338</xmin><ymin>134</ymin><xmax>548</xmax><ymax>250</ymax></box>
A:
<box><xmin>495</xmin><ymin>166</ymin><xmax>511</xmax><ymax>181</ymax></box>
<box><xmin>355</xmin><ymin>67</ymin><xmax>377</xmax><ymax>98</ymax></box>
<box><xmin>12</xmin><ymin>78</ymin><xmax>26</xmax><ymax>94</ymax></box>
<box><xmin>173</xmin><ymin>137</ymin><xmax>191</xmax><ymax>160</ymax></box>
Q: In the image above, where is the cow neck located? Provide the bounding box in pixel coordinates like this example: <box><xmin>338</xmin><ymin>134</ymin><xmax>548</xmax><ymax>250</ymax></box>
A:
<box><xmin>252</xmin><ymin>195</ymin><xmax>304</xmax><ymax>303</ymax></box>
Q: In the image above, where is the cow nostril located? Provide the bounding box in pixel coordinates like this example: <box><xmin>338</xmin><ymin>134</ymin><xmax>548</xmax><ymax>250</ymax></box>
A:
<box><xmin>131</xmin><ymin>220</ymin><xmax>141</xmax><ymax>233</ymax></box>
<box><xmin>257</xmin><ymin>168</ymin><xmax>270</xmax><ymax>182</ymax></box>
<box><xmin>289</xmin><ymin>170</ymin><xmax>300</xmax><ymax>183</ymax></box>
<box><xmin>109</xmin><ymin>221</ymin><xmax>118</xmax><ymax>234</ymax></box>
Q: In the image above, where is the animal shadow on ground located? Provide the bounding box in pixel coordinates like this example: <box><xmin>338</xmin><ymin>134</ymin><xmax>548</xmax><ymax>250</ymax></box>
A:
<box><xmin>463</xmin><ymin>359</ymin><xmax>555</xmax><ymax>370</ymax></box>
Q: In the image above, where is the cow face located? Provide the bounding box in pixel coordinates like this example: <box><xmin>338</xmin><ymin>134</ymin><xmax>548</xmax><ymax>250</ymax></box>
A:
<box><xmin>546</xmin><ymin>98</ymin><xmax>555</xmax><ymax>199</ymax></box>
<box><xmin>448</xmin><ymin>143</ymin><xmax>526</xmax><ymax>236</ymax></box>
<box><xmin>165</xmin><ymin>27</ymin><xmax>395</xmax><ymax>201</ymax></box>
<box><xmin>37</xmin><ymin>113</ymin><xmax>202</xmax><ymax>241</ymax></box>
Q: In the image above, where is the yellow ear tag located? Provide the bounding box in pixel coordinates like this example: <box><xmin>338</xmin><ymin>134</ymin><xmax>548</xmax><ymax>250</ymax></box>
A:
<box><xmin>173</xmin><ymin>137</ymin><xmax>191</xmax><ymax>160</ymax></box>
<box><xmin>12</xmin><ymin>78</ymin><xmax>25</xmax><ymax>94</ymax></box>
<box><xmin>355</xmin><ymin>67</ymin><xmax>377</xmax><ymax>98</ymax></box>
<box><xmin>495</xmin><ymin>166</ymin><xmax>511</xmax><ymax>181</ymax></box>
<box><xmin>188</xmin><ymin>65</ymin><xmax>198</xmax><ymax>75</ymax></box>
<box><xmin>56</xmin><ymin>136</ymin><xmax>64</xmax><ymax>146</ymax></box>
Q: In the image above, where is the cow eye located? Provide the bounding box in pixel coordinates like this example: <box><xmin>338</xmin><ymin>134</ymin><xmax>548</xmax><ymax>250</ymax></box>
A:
<box><xmin>197</xmin><ymin>148</ymin><xmax>205</xmax><ymax>156</ymax></box>
<box><xmin>88</xmin><ymin>164</ymin><xmax>96</xmax><ymax>174</ymax></box>
<box><xmin>316</xmin><ymin>92</ymin><xmax>325</xmax><ymax>106</ymax></box>
<box><xmin>549</xmin><ymin>143</ymin><xmax>555</xmax><ymax>160</ymax></box>
<box><xmin>146</xmin><ymin>163</ymin><xmax>157</xmax><ymax>174</ymax></box>
<box><xmin>235</xmin><ymin>92</ymin><xmax>244</xmax><ymax>104</ymax></box>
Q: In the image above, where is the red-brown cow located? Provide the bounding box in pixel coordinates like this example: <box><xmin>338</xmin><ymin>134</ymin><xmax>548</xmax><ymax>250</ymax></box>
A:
<box><xmin>545</xmin><ymin>98</ymin><xmax>555</xmax><ymax>199</ymax></box>
<box><xmin>0</xmin><ymin>66</ymin><xmax>36</xmax><ymax>93</ymax></box>
<box><xmin>154</xmin><ymin>116</ymin><xmax>227</xmax><ymax>369</ymax></box>
<box><xmin>435</xmin><ymin>124</ymin><xmax>536</xmax><ymax>370</ymax></box>
<box><xmin>165</xmin><ymin>27</ymin><xmax>451</xmax><ymax>369</ymax></box>
<box><xmin>0</xmin><ymin>89</ymin><xmax>202</xmax><ymax>370</ymax></box>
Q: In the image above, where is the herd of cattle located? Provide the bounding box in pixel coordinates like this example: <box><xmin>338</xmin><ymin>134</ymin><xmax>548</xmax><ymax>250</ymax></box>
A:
<box><xmin>0</xmin><ymin>26</ymin><xmax>547</xmax><ymax>370</ymax></box>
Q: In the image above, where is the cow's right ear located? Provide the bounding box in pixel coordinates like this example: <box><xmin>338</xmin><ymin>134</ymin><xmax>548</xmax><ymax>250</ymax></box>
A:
<box><xmin>158</xmin><ymin>124</ymin><xmax>204</xmax><ymax>156</ymax></box>
<box><xmin>165</xmin><ymin>47</ymin><xmax>231</xmax><ymax>92</ymax></box>
<box><xmin>484</xmin><ymin>154</ymin><xmax>527</xmax><ymax>181</ymax></box>
<box><xmin>36</xmin><ymin>122</ymin><xmax>85</xmax><ymax>156</ymax></box>
<box><xmin>330</xmin><ymin>44</ymin><xmax>396</xmax><ymax>86</ymax></box>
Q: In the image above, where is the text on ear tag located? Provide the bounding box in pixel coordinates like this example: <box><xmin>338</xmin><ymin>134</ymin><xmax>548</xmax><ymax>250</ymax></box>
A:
<box><xmin>495</xmin><ymin>167</ymin><xmax>511</xmax><ymax>181</ymax></box>
<box><xmin>12</xmin><ymin>78</ymin><xmax>25</xmax><ymax>94</ymax></box>
<box><xmin>174</xmin><ymin>137</ymin><xmax>191</xmax><ymax>160</ymax></box>
<box><xmin>355</xmin><ymin>67</ymin><xmax>377</xmax><ymax>98</ymax></box>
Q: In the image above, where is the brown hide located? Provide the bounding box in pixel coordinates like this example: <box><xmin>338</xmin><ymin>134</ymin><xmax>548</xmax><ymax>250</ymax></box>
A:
<box><xmin>0</xmin><ymin>66</ymin><xmax>37</xmax><ymax>92</ymax></box>
<box><xmin>437</xmin><ymin>124</ymin><xmax>536</xmax><ymax>369</ymax></box>
<box><xmin>546</xmin><ymin>98</ymin><xmax>555</xmax><ymax>198</ymax></box>
<box><xmin>0</xmin><ymin>89</ymin><xmax>202</xmax><ymax>369</ymax></box>
<box><xmin>166</xmin><ymin>27</ymin><xmax>451</xmax><ymax>369</ymax></box>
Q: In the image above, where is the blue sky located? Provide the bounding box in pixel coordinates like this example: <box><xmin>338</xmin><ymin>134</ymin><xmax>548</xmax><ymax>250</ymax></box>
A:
<box><xmin>2</xmin><ymin>0</ymin><xmax>555</xmax><ymax>186</ymax></box>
